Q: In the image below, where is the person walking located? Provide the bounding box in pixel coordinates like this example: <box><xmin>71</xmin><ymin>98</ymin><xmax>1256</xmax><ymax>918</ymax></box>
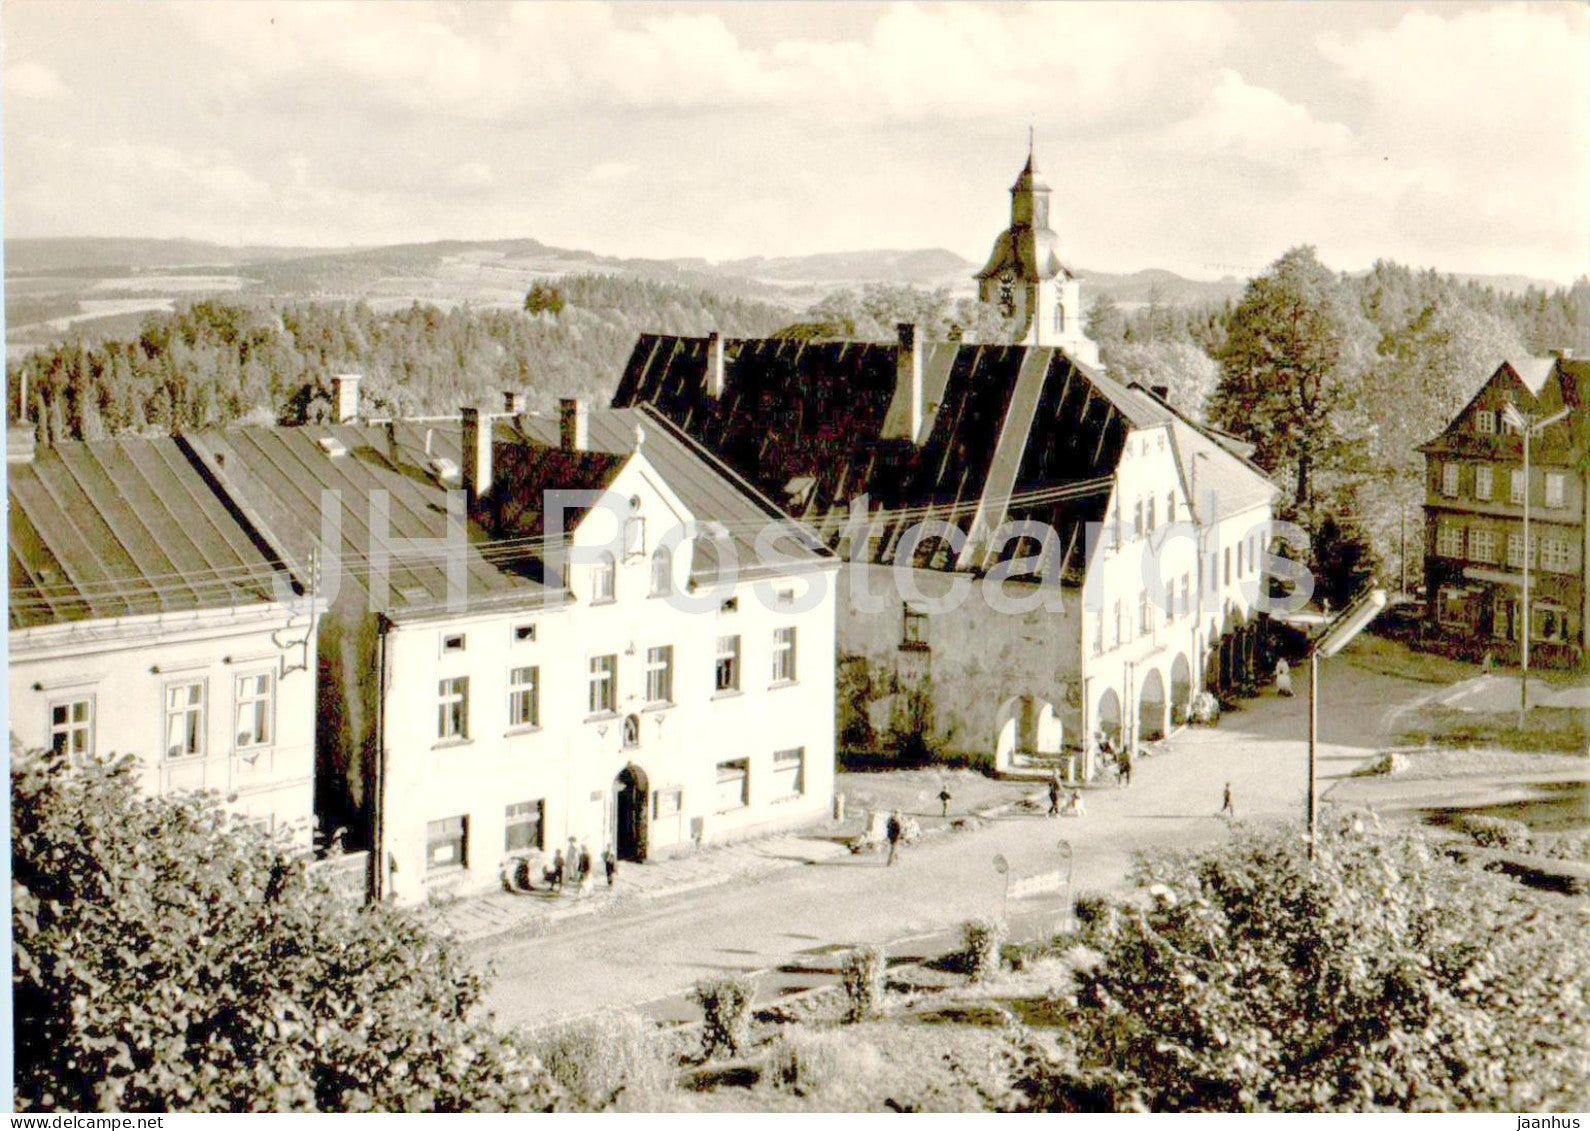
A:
<box><xmin>1121</xmin><ymin>752</ymin><xmax>1133</xmax><ymax>788</ymax></box>
<box><xmin>602</xmin><ymin>846</ymin><xmax>617</xmax><ymax>888</ymax></box>
<box><xmin>1220</xmin><ymin>781</ymin><xmax>1235</xmax><ymax>819</ymax></box>
<box><xmin>1047</xmin><ymin>776</ymin><xmax>1062</xmax><ymax>818</ymax></box>
<box><xmin>1275</xmin><ymin>657</ymin><xmax>1294</xmax><ymax>697</ymax></box>
<box><xmin>551</xmin><ymin>848</ymin><xmax>566</xmax><ymax>892</ymax></box>
<box><xmin>577</xmin><ymin>843</ymin><xmax>594</xmax><ymax>896</ymax></box>
<box><xmin>939</xmin><ymin>785</ymin><xmax>953</xmax><ymax>818</ymax></box>
<box><xmin>885</xmin><ymin>809</ymin><xmax>904</xmax><ymax>866</ymax></box>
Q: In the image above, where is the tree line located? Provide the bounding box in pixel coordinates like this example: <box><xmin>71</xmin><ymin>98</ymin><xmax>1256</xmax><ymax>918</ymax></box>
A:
<box><xmin>7</xmin><ymin>274</ymin><xmax>792</xmax><ymax>443</ymax></box>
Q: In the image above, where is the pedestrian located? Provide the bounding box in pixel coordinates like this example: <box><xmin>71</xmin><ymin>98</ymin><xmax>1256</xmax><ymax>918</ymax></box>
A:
<box><xmin>1121</xmin><ymin>753</ymin><xmax>1133</xmax><ymax>787</ymax></box>
<box><xmin>1047</xmin><ymin>776</ymin><xmax>1062</xmax><ymax>817</ymax></box>
<box><xmin>577</xmin><ymin>843</ymin><xmax>594</xmax><ymax>896</ymax></box>
<box><xmin>1220</xmin><ymin>781</ymin><xmax>1235</xmax><ymax>819</ymax></box>
<box><xmin>1062</xmin><ymin>789</ymin><xmax>1086</xmax><ymax>818</ymax></box>
<box><xmin>885</xmin><ymin>809</ymin><xmax>904</xmax><ymax>866</ymax></box>
<box><xmin>1275</xmin><ymin>657</ymin><xmax>1293</xmax><ymax>697</ymax></box>
<box><xmin>551</xmin><ymin>848</ymin><xmax>566</xmax><ymax>891</ymax></box>
<box><xmin>939</xmin><ymin>785</ymin><xmax>953</xmax><ymax>818</ymax></box>
<box><xmin>603</xmin><ymin>846</ymin><xmax>617</xmax><ymax>887</ymax></box>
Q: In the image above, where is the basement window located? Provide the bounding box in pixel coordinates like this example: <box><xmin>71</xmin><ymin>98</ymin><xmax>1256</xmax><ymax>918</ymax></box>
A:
<box><xmin>441</xmin><ymin>633</ymin><xmax>467</xmax><ymax>655</ymax></box>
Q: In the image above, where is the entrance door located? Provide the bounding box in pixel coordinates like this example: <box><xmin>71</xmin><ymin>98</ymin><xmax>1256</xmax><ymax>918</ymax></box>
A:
<box><xmin>614</xmin><ymin>764</ymin><xmax>650</xmax><ymax>863</ymax></box>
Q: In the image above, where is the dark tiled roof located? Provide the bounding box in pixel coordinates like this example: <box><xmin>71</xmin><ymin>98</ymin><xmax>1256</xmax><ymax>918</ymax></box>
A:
<box><xmin>1421</xmin><ymin>357</ymin><xmax>1590</xmax><ymax>465</ymax></box>
<box><xmin>9</xmin><ymin>437</ymin><xmax>289</xmax><ymax>630</ymax></box>
<box><xmin>613</xmin><ymin>334</ymin><xmax>1188</xmax><ymax>576</ymax></box>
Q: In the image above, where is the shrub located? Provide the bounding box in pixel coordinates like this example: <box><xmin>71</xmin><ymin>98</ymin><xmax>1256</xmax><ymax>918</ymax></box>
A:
<box><xmin>11</xmin><ymin>747</ymin><xmax>555</xmax><ymax>1112</ymax></box>
<box><xmin>693</xmin><ymin>976</ymin><xmax>753</xmax><ymax>1059</ymax></box>
<box><xmin>1451</xmin><ymin>814</ymin><xmax>1532</xmax><ymax>850</ymax></box>
<box><xmin>841</xmin><ymin>945</ymin><xmax>887</xmax><ymax>1022</ymax></box>
<box><xmin>1189</xmin><ymin>691</ymin><xmax>1220</xmax><ymax>726</ymax></box>
<box><xmin>764</xmin><ymin>1028</ymin><xmax>875</xmax><ymax>1096</ymax></box>
<box><xmin>530</xmin><ymin>1012</ymin><xmax>673</xmax><ymax>1111</ymax></box>
<box><xmin>1012</xmin><ymin>815</ymin><xmax>1590</xmax><ymax>1111</ymax></box>
<box><xmin>1071</xmin><ymin>892</ymin><xmax>1119</xmax><ymax>950</ymax></box>
<box><xmin>961</xmin><ymin>917</ymin><xmax>1008</xmax><ymax>983</ymax></box>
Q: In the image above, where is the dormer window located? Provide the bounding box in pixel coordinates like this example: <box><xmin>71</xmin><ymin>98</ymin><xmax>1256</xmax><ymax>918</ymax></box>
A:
<box><xmin>592</xmin><ymin>553</ymin><xmax>616</xmax><ymax>604</ymax></box>
<box><xmin>1475</xmin><ymin>410</ymin><xmax>1495</xmax><ymax>434</ymax></box>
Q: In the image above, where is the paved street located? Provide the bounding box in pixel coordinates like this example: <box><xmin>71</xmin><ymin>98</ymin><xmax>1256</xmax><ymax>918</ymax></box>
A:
<box><xmin>475</xmin><ymin>638</ymin><xmax>1458</xmax><ymax>1029</ymax></box>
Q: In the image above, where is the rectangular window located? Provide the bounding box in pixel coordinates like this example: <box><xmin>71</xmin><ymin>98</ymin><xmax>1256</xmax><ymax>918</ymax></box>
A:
<box><xmin>1541</xmin><ymin>538</ymin><xmax>1573</xmax><ymax>573</ymax></box>
<box><xmin>437</xmin><ymin>676</ymin><xmax>469</xmax><ymax>740</ymax></box>
<box><xmin>164</xmin><ymin>681</ymin><xmax>206</xmax><ymax>760</ymax></box>
<box><xmin>902</xmin><ymin>603</ymin><xmax>928</xmax><ymax>646</ymax></box>
<box><xmin>1180</xmin><ymin>573</ymin><xmax>1192</xmax><ymax>619</ymax></box>
<box><xmin>1469</xmin><ymin>528</ymin><xmax>1497</xmax><ymax>563</ymax></box>
<box><xmin>1133</xmin><ymin>499</ymin><xmax>1145</xmax><ymax>537</ymax></box>
<box><xmin>504</xmin><ymin>800</ymin><xmax>544</xmax><ymax>852</ymax></box>
<box><xmin>426</xmin><ymin>816</ymin><xmax>467</xmax><ymax>871</ymax></box>
<box><xmin>1475</xmin><ymin>466</ymin><xmax>1493</xmax><ymax>500</ymax></box>
<box><xmin>1438</xmin><ymin>586</ymin><xmax>1472</xmax><ymax>627</ymax></box>
<box><xmin>1093</xmin><ymin>604</ymin><xmax>1105</xmax><ymax>654</ymax></box>
<box><xmin>1146</xmin><ymin>495</ymin><xmax>1157</xmax><ymax>531</ymax></box>
<box><xmin>49</xmin><ymin>696</ymin><xmax>93</xmax><ymax>756</ymax></box>
<box><xmin>589</xmin><ymin>655</ymin><xmax>617</xmax><ymax>715</ymax></box>
<box><xmin>645</xmin><ymin>645</ymin><xmax>674</xmax><ymax>705</ymax></box>
<box><xmin>509</xmin><ymin>666</ymin><xmax>540</xmax><ymax>729</ymax></box>
<box><xmin>1475</xmin><ymin>410</ymin><xmax>1495</xmax><ymax>434</ymax></box>
<box><xmin>1112</xmin><ymin>599</ymin><xmax>1125</xmax><ymax>648</ymax></box>
<box><xmin>1166</xmin><ymin>492</ymin><xmax>1176</xmax><ymax>525</ymax></box>
<box><xmin>715</xmin><ymin>759</ymin><xmax>749</xmax><ymax>812</ymax></box>
<box><xmin>1138</xmin><ymin>591</ymin><xmax>1153</xmax><ymax>637</ymax></box>
<box><xmin>1545</xmin><ymin>472</ymin><xmax>1565</xmax><ymax>508</ymax></box>
<box><xmin>1208</xmin><ymin>552</ymin><xmax>1218</xmax><ymax>594</ymax></box>
<box><xmin>1441</xmin><ymin>463</ymin><xmax>1461</xmax><ymax>498</ymax></box>
<box><xmin>1510</xmin><ymin>469</ymin><xmax>1527</xmax><ymax>505</ymax></box>
<box><xmin>623</xmin><ymin>516</ymin><xmax>646</xmax><ymax>559</ymax></box>
<box><xmin>1223</xmin><ymin>547</ymin><xmax>1232</xmax><ymax>586</ymax></box>
<box><xmin>512</xmin><ymin>622</ymin><xmax>536</xmax><ymax>643</ymax></box>
<box><xmin>771</xmin><ymin>627</ymin><xmax>797</xmax><ymax>683</ymax></box>
<box><xmin>772</xmin><ymin>748</ymin><xmax>805</xmax><ymax>800</ymax></box>
<box><xmin>1236</xmin><ymin>542</ymin><xmax>1245</xmax><ymax>577</ymax></box>
<box><xmin>234</xmin><ymin>672</ymin><xmax>274</xmax><ymax>749</ymax></box>
<box><xmin>441</xmin><ymin>632</ymin><xmax>466</xmax><ymax>654</ymax></box>
<box><xmin>715</xmin><ymin>635</ymin><xmax>741</xmax><ymax>693</ymax></box>
<box><xmin>1436</xmin><ymin>524</ymin><xmax>1464</xmax><ymax>559</ymax></box>
<box><xmin>1507</xmin><ymin>530</ymin><xmax>1533</xmax><ymax>568</ymax></box>
<box><xmin>592</xmin><ymin>555</ymin><xmax>616</xmax><ymax>604</ymax></box>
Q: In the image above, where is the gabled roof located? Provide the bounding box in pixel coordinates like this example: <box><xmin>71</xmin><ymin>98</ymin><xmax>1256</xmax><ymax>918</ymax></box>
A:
<box><xmin>1421</xmin><ymin>356</ymin><xmax>1590</xmax><ymax>464</ymax></box>
<box><xmin>613</xmin><ymin>333</ymin><xmax>1215</xmax><ymax>579</ymax></box>
<box><xmin>9</xmin><ymin>436</ymin><xmax>290</xmax><ymax>630</ymax></box>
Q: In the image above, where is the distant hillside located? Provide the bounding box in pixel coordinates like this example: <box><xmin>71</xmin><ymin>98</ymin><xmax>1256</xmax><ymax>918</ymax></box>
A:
<box><xmin>4</xmin><ymin>237</ymin><xmax>324</xmax><ymax>275</ymax></box>
<box><xmin>709</xmin><ymin>247</ymin><xmax>974</xmax><ymax>287</ymax></box>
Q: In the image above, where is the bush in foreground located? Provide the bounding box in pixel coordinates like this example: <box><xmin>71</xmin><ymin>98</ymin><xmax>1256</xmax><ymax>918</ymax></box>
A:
<box><xmin>693</xmin><ymin>975</ymin><xmax>753</xmax><ymax>1060</ymax></box>
<box><xmin>960</xmin><ymin>918</ymin><xmax>1007</xmax><ymax>983</ymax></box>
<box><xmin>11</xmin><ymin>748</ymin><xmax>555</xmax><ymax>1112</ymax></box>
<box><xmin>1012</xmin><ymin>815</ymin><xmax>1590</xmax><ymax>1112</ymax></box>
<box><xmin>841</xmin><ymin>945</ymin><xmax>887</xmax><ymax>1022</ymax></box>
<box><xmin>530</xmin><ymin>1011</ymin><xmax>674</xmax><ymax>1110</ymax></box>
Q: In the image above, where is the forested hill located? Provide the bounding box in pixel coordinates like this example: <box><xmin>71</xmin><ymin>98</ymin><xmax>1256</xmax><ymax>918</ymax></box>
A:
<box><xmin>7</xmin><ymin>275</ymin><xmax>789</xmax><ymax>443</ymax></box>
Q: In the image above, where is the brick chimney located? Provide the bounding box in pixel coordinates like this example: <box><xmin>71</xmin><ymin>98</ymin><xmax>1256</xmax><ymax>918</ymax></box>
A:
<box><xmin>706</xmin><ymin>331</ymin><xmax>726</xmax><ymax>398</ymax></box>
<box><xmin>559</xmin><ymin>398</ymin><xmax>589</xmax><ymax>452</ymax></box>
<box><xmin>461</xmin><ymin>407</ymin><xmax>492</xmax><ymax>504</ymax></box>
<box><xmin>503</xmin><ymin>389</ymin><xmax>526</xmax><ymax>414</ymax></box>
<box><xmin>333</xmin><ymin>374</ymin><xmax>361</xmax><ymax>423</ymax></box>
<box><xmin>898</xmin><ymin>323</ymin><xmax>924</xmax><ymax>443</ymax></box>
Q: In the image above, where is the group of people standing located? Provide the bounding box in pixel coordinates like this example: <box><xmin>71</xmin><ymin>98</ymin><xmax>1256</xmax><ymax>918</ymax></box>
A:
<box><xmin>545</xmin><ymin>838</ymin><xmax>619</xmax><ymax>896</ymax></box>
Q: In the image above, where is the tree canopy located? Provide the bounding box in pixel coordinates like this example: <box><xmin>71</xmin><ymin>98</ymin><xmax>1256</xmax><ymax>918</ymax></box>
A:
<box><xmin>11</xmin><ymin>746</ymin><xmax>556</xmax><ymax>1112</ymax></box>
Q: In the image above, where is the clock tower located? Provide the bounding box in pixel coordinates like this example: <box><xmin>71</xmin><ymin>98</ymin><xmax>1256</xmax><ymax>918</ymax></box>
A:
<box><xmin>974</xmin><ymin>141</ymin><xmax>1098</xmax><ymax>365</ymax></box>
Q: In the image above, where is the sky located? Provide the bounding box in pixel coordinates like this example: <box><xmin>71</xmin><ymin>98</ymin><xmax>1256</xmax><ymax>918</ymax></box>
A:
<box><xmin>2</xmin><ymin>1</ymin><xmax>1587</xmax><ymax>283</ymax></box>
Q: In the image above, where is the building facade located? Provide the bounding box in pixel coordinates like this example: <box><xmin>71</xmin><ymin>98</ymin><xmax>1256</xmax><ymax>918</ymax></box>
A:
<box><xmin>1421</xmin><ymin>356</ymin><xmax>1589</xmax><ymax>668</ymax></box>
<box><xmin>7</xmin><ymin>433</ymin><xmax>317</xmax><ymax>842</ymax></box>
<box><xmin>182</xmin><ymin>393</ymin><xmax>837</xmax><ymax>903</ymax></box>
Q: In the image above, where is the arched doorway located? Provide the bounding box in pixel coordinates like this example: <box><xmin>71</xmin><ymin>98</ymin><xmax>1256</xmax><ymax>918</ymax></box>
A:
<box><xmin>1170</xmin><ymin>653</ymin><xmax>1193</xmax><ymax>724</ymax></box>
<box><xmin>993</xmin><ymin>695</ymin><xmax>1061</xmax><ymax>770</ymax></box>
<box><xmin>614</xmin><ymin>763</ymin><xmax>649</xmax><ymax>863</ymax></box>
<box><xmin>1096</xmin><ymin>688</ymin><xmax>1123</xmax><ymax>747</ymax></box>
<box><xmin>1138</xmin><ymin>668</ymin><xmax>1167</xmax><ymax>741</ymax></box>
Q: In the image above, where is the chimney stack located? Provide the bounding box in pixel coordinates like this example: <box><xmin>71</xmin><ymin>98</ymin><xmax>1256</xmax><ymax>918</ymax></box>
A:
<box><xmin>898</xmin><ymin>323</ymin><xmax>924</xmax><ymax>443</ymax></box>
<box><xmin>1150</xmin><ymin>384</ymin><xmax>1170</xmax><ymax>402</ymax></box>
<box><xmin>559</xmin><ymin>398</ymin><xmax>589</xmax><ymax>452</ymax></box>
<box><xmin>333</xmin><ymin>374</ymin><xmax>361</xmax><ymax>423</ymax></box>
<box><xmin>503</xmin><ymin>389</ymin><xmax>526</xmax><ymax>414</ymax></box>
<box><xmin>462</xmin><ymin>407</ymin><xmax>492</xmax><ymax>505</ymax></box>
<box><xmin>706</xmin><ymin>331</ymin><xmax>726</xmax><ymax>398</ymax></box>
<box><xmin>8</xmin><ymin>426</ymin><xmax>36</xmax><ymax>464</ymax></box>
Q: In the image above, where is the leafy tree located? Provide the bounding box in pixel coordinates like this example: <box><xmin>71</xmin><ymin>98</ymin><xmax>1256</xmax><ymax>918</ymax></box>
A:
<box><xmin>1084</xmin><ymin>294</ymin><xmax>1126</xmax><ymax>349</ymax></box>
<box><xmin>1014</xmin><ymin>816</ymin><xmax>1590</xmax><ymax>1112</ymax></box>
<box><xmin>1208</xmin><ymin>246</ymin><xmax>1376</xmax><ymax>508</ymax></box>
<box><xmin>523</xmin><ymin>282</ymin><xmax>566</xmax><ymax>316</ymax></box>
<box><xmin>11</xmin><ymin>746</ymin><xmax>557</xmax><ymax>1112</ymax></box>
<box><xmin>1102</xmin><ymin>339</ymin><xmax>1218</xmax><ymax>420</ymax></box>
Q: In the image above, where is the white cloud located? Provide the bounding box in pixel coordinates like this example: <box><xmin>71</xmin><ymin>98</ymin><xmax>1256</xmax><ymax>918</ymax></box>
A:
<box><xmin>586</xmin><ymin>161</ymin><xmax>634</xmax><ymax>183</ymax></box>
<box><xmin>1166</xmin><ymin>69</ymin><xmax>1354</xmax><ymax>161</ymax></box>
<box><xmin>5</xmin><ymin>61</ymin><xmax>68</xmax><ymax>101</ymax></box>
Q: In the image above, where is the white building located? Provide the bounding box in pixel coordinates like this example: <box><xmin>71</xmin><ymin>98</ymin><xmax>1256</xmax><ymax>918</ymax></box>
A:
<box><xmin>7</xmin><ymin>432</ymin><xmax>317</xmax><ymax>842</ymax></box>
<box><xmin>185</xmin><ymin>394</ymin><xmax>838</xmax><ymax>903</ymax></box>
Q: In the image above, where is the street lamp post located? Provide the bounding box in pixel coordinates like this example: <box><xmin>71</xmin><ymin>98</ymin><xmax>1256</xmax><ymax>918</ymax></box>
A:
<box><xmin>1503</xmin><ymin>404</ymin><xmax>1570</xmax><ymax>722</ymax></box>
<box><xmin>1305</xmin><ymin>587</ymin><xmax>1389</xmax><ymax>858</ymax></box>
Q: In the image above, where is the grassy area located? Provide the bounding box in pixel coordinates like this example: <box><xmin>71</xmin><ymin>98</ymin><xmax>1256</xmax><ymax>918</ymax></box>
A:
<box><xmin>1393</xmin><ymin>703</ymin><xmax>1587</xmax><ymax>755</ymax></box>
